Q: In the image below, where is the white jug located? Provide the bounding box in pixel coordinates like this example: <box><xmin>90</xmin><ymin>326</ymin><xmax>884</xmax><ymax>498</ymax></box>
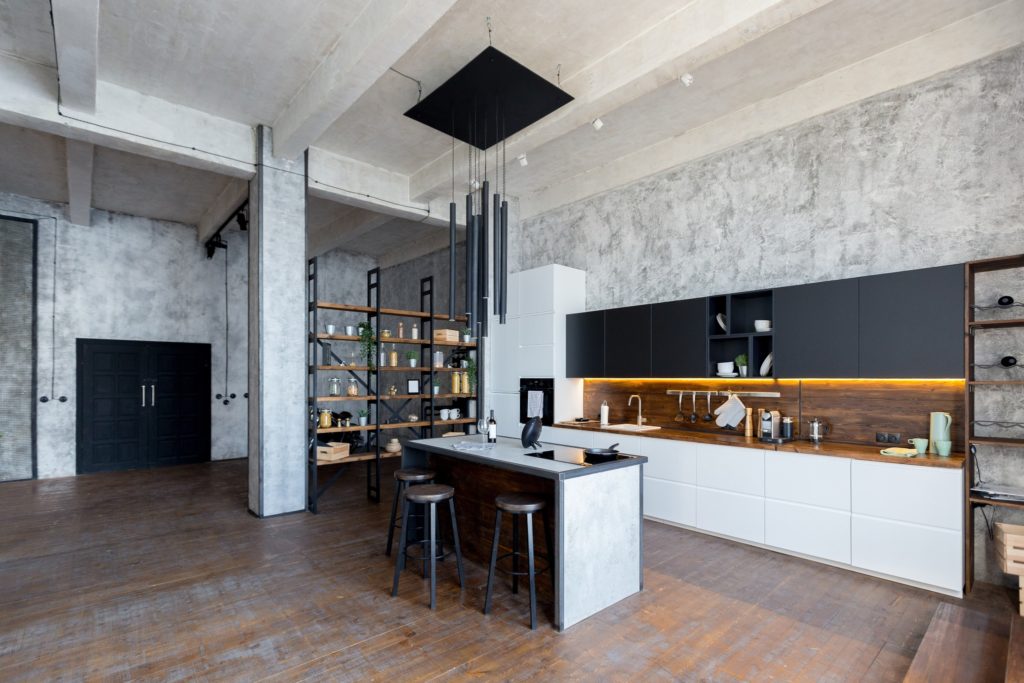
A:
<box><xmin>929</xmin><ymin>412</ymin><xmax>952</xmax><ymax>454</ymax></box>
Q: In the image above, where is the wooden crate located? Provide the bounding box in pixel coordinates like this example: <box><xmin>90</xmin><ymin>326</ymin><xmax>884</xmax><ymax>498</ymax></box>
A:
<box><xmin>433</xmin><ymin>329</ymin><xmax>460</xmax><ymax>342</ymax></box>
<box><xmin>995</xmin><ymin>522</ymin><xmax>1024</xmax><ymax>615</ymax></box>
<box><xmin>316</xmin><ymin>441</ymin><xmax>350</xmax><ymax>462</ymax></box>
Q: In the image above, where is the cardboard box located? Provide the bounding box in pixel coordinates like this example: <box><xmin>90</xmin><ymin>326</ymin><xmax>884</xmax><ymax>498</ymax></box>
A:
<box><xmin>317</xmin><ymin>441</ymin><xmax>350</xmax><ymax>462</ymax></box>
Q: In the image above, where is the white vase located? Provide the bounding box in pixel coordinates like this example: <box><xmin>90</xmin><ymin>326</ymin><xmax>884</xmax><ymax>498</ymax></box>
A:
<box><xmin>358</xmin><ymin>416</ymin><xmax>368</xmax><ymax>426</ymax></box>
<box><xmin>739</xmin><ymin>366</ymin><xmax>748</xmax><ymax>377</ymax></box>
<box><xmin>409</xmin><ymin>359</ymin><xmax>418</xmax><ymax>367</ymax></box>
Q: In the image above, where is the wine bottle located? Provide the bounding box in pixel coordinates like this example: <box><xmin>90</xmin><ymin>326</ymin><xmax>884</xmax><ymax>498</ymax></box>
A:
<box><xmin>487</xmin><ymin>409</ymin><xmax>497</xmax><ymax>443</ymax></box>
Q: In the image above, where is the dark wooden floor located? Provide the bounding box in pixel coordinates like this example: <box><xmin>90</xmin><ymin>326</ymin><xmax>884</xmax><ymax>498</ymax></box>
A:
<box><xmin>0</xmin><ymin>459</ymin><xmax>1014</xmax><ymax>682</ymax></box>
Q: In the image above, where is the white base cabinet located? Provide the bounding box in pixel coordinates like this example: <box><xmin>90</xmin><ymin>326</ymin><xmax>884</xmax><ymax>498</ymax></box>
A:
<box><xmin>631</xmin><ymin>435</ymin><xmax>963</xmax><ymax>596</ymax></box>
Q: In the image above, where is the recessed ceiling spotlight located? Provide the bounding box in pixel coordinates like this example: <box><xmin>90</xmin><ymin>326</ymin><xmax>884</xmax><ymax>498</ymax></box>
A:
<box><xmin>680</xmin><ymin>73</ymin><xmax>694</xmax><ymax>87</ymax></box>
<box><xmin>591</xmin><ymin>117</ymin><xmax>604</xmax><ymax>131</ymax></box>
<box><xmin>517</xmin><ymin>154</ymin><xmax>528</xmax><ymax>167</ymax></box>
<box><xmin>471</xmin><ymin>179</ymin><xmax>481</xmax><ymax>190</ymax></box>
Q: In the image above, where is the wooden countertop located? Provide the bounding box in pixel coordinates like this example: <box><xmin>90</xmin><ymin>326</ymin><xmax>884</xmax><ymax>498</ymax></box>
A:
<box><xmin>553</xmin><ymin>421</ymin><xmax>964</xmax><ymax>469</ymax></box>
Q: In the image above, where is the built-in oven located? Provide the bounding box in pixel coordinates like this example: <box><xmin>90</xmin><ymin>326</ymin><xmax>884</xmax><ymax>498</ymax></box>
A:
<box><xmin>519</xmin><ymin>378</ymin><xmax>554</xmax><ymax>426</ymax></box>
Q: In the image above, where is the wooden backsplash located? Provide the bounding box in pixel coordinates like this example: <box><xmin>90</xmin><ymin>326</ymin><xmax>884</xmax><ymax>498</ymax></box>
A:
<box><xmin>583</xmin><ymin>379</ymin><xmax>964</xmax><ymax>446</ymax></box>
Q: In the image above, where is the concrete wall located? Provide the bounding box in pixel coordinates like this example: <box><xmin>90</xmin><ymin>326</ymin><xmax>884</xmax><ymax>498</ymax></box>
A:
<box><xmin>514</xmin><ymin>45</ymin><xmax>1024</xmax><ymax>310</ymax></box>
<box><xmin>381</xmin><ymin>242</ymin><xmax>466</xmax><ymax>318</ymax></box>
<box><xmin>0</xmin><ymin>192</ymin><xmax>248</xmax><ymax>479</ymax></box>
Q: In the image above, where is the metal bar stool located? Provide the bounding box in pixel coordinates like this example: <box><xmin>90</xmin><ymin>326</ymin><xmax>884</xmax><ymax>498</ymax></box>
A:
<box><xmin>483</xmin><ymin>493</ymin><xmax>554</xmax><ymax>630</ymax></box>
<box><xmin>391</xmin><ymin>483</ymin><xmax>465</xmax><ymax>610</ymax></box>
<box><xmin>385</xmin><ymin>468</ymin><xmax>435</xmax><ymax>556</ymax></box>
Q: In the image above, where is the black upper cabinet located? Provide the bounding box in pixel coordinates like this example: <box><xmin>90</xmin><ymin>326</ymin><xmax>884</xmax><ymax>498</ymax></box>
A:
<box><xmin>774</xmin><ymin>279</ymin><xmax>859</xmax><ymax>378</ymax></box>
<box><xmin>652</xmin><ymin>298</ymin><xmax>706</xmax><ymax>377</ymax></box>
<box><xmin>565</xmin><ymin>310</ymin><xmax>606</xmax><ymax>378</ymax></box>
<box><xmin>605</xmin><ymin>305</ymin><xmax>652</xmax><ymax>377</ymax></box>
<box><xmin>858</xmin><ymin>265</ymin><xmax>964</xmax><ymax>378</ymax></box>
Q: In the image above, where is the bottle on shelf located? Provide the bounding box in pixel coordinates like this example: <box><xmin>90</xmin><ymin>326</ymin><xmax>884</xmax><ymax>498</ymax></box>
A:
<box><xmin>411</xmin><ymin>323</ymin><xmax>419</xmax><ymax>340</ymax></box>
<box><xmin>388</xmin><ymin>344</ymin><xmax>398</xmax><ymax>367</ymax></box>
<box><xmin>397</xmin><ymin>321</ymin><xmax>405</xmax><ymax>339</ymax></box>
<box><xmin>600</xmin><ymin>400</ymin><xmax>609</xmax><ymax>426</ymax></box>
<box><xmin>487</xmin><ymin>410</ymin><xmax>497</xmax><ymax>443</ymax></box>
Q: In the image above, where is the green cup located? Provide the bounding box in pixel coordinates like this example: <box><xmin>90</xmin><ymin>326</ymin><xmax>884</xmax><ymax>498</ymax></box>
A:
<box><xmin>908</xmin><ymin>438</ymin><xmax>928</xmax><ymax>454</ymax></box>
<box><xmin>936</xmin><ymin>440</ymin><xmax>952</xmax><ymax>457</ymax></box>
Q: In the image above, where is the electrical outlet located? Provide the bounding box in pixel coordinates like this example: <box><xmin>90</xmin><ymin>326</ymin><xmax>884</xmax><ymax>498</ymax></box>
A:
<box><xmin>887</xmin><ymin>432</ymin><xmax>901</xmax><ymax>444</ymax></box>
<box><xmin>876</xmin><ymin>432</ymin><xmax>888</xmax><ymax>443</ymax></box>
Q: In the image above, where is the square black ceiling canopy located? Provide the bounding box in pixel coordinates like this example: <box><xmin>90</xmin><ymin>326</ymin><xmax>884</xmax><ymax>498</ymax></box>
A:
<box><xmin>404</xmin><ymin>46</ymin><xmax>573</xmax><ymax>150</ymax></box>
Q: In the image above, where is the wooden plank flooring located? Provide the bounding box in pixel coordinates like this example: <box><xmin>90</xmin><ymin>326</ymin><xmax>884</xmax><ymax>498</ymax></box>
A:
<box><xmin>902</xmin><ymin>603</ymin><xmax>1009</xmax><ymax>682</ymax></box>
<box><xmin>0</xmin><ymin>459</ymin><xmax>1014</xmax><ymax>682</ymax></box>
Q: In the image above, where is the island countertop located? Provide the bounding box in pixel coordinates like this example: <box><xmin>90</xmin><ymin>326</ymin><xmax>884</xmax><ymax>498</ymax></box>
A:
<box><xmin>406</xmin><ymin>435</ymin><xmax>647</xmax><ymax>480</ymax></box>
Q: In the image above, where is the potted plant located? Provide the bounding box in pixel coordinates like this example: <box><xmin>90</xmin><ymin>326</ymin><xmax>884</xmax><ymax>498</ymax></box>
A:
<box><xmin>462</xmin><ymin>326</ymin><xmax>472</xmax><ymax>343</ymax></box>
<box><xmin>735</xmin><ymin>353</ymin><xmax>748</xmax><ymax>377</ymax></box>
<box><xmin>357</xmin><ymin>322</ymin><xmax>375</xmax><ymax>368</ymax></box>
<box><xmin>466</xmin><ymin>356</ymin><xmax>477</xmax><ymax>393</ymax></box>
<box><xmin>357</xmin><ymin>409</ymin><xmax>369</xmax><ymax>426</ymax></box>
<box><xmin>406</xmin><ymin>350</ymin><xmax>418</xmax><ymax>367</ymax></box>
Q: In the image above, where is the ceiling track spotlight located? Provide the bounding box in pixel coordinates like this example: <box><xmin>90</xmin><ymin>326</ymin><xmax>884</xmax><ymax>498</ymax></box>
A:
<box><xmin>517</xmin><ymin>154</ymin><xmax>528</xmax><ymax>167</ymax></box>
<box><xmin>591</xmin><ymin>117</ymin><xmax>604</xmax><ymax>131</ymax></box>
<box><xmin>680</xmin><ymin>73</ymin><xmax>694</xmax><ymax>87</ymax></box>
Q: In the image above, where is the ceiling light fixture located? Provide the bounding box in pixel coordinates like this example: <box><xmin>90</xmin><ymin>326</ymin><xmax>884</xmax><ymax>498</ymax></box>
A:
<box><xmin>591</xmin><ymin>118</ymin><xmax>604</xmax><ymax>131</ymax></box>
<box><xmin>680</xmin><ymin>73</ymin><xmax>694</xmax><ymax>87</ymax></box>
<box><xmin>517</xmin><ymin>154</ymin><xmax>528</xmax><ymax>167</ymax></box>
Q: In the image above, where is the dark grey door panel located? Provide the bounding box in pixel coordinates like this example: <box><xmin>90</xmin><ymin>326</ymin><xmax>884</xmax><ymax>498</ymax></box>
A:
<box><xmin>605</xmin><ymin>305</ymin><xmax>652</xmax><ymax>378</ymax></box>
<box><xmin>652</xmin><ymin>298</ymin><xmax>706</xmax><ymax>377</ymax></box>
<box><xmin>774</xmin><ymin>279</ymin><xmax>859</xmax><ymax>378</ymax></box>
<box><xmin>566</xmin><ymin>311</ymin><xmax>605</xmax><ymax>378</ymax></box>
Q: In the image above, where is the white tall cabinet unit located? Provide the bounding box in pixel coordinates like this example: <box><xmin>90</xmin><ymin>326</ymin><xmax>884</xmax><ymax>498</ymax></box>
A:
<box><xmin>487</xmin><ymin>265</ymin><xmax>586</xmax><ymax>437</ymax></box>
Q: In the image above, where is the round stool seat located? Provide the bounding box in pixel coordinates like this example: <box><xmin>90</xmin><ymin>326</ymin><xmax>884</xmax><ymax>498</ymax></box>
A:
<box><xmin>495</xmin><ymin>493</ymin><xmax>546</xmax><ymax>514</ymax></box>
<box><xmin>395</xmin><ymin>468</ymin><xmax>435</xmax><ymax>483</ymax></box>
<box><xmin>405</xmin><ymin>484</ymin><xmax>454</xmax><ymax>504</ymax></box>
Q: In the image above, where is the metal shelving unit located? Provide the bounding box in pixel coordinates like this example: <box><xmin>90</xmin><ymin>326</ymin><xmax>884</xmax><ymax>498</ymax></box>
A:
<box><xmin>307</xmin><ymin>262</ymin><xmax>478</xmax><ymax>512</ymax></box>
<box><xmin>964</xmin><ymin>253</ymin><xmax>1024</xmax><ymax>590</ymax></box>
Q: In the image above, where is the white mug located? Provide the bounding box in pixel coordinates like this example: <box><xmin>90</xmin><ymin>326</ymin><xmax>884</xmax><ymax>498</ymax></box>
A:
<box><xmin>439</xmin><ymin>408</ymin><xmax>451</xmax><ymax>421</ymax></box>
<box><xmin>716</xmin><ymin>361</ymin><xmax>735</xmax><ymax>374</ymax></box>
<box><xmin>325</xmin><ymin>324</ymin><xmax>336</xmax><ymax>336</ymax></box>
<box><xmin>450</xmin><ymin>408</ymin><xmax>461</xmax><ymax>419</ymax></box>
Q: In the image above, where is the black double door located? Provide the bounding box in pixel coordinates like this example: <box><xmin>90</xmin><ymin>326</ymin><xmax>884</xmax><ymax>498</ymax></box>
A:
<box><xmin>77</xmin><ymin>339</ymin><xmax>211</xmax><ymax>474</ymax></box>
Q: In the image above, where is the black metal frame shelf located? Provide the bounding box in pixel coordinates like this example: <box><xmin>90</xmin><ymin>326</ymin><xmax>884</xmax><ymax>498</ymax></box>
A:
<box><xmin>307</xmin><ymin>262</ymin><xmax>480</xmax><ymax>513</ymax></box>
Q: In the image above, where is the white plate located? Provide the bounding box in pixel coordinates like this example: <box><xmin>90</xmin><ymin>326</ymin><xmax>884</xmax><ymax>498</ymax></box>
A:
<box><xmin>759</xmin><ymin>352</ymin><xmax>774</xmax><ymax>377</ymax></box>
<box><xmin>716</xmin><ymin>372</ymin><xmax>738</xmax><ymax>378</ymax></box>
<box><xmin>716</xmin><ymin>313</ymin><xmax>727</xmax><ymax>332</ymax></box>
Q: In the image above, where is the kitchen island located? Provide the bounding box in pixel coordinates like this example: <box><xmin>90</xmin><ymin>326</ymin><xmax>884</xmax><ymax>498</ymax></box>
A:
<box><xmin>403</xmin><ymin>435</ymin><xmax>646</xmax><ymax>630</ymax></box>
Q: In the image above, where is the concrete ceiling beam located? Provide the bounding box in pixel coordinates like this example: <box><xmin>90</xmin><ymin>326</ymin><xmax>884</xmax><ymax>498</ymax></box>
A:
<box><xmin>272</xmin><ymin>0</ymin><xmax>458</xmax><ymax>161</ymax></box>
<box><xmin>51</xmin><ymin>0</ymin><xmax>99</xmax><ymax>114</ymax></box>
<box><xmin>0</xmin><ymin>54</ymin><xmax>254</xmax><ymax>178</ymax></box>
<box><xmin>520</xmin><ymin>0</ymin><xmax>1024</xmax><ymax>218</ymax></box>
<box><xmin>197</xmin><ymin>178</ymin><xmax>249</xmax><ymax>243</ymax></box>
<box><xmin>377</xmin><ymin>229</ymin><xmax>458</xmax><ymax>269</ymax></box>
<box><xmin>307</xmin><ymin>146</ymin><xmax>461</xmax><ymax>229</ymax></box>
<box><xmin>64</xmin><ymin>139</ymin><xmax>94</xmax><ymax>225</ymax></box>
<box><xmin>307</xmin><ymin>206</ymin><xmax>393</xmax><ymax>257</ymax></box>
<box><xmin>408</xmin><ymin>0</ymin><xmax>834</xmax><ymax>202</ymax></box>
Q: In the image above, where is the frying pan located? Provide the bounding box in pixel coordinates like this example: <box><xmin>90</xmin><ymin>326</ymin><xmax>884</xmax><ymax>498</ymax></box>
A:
<box><xmin>584</xmin><ymin>442</ymin><xmax>619</xmax><ymax>457</ymax></box>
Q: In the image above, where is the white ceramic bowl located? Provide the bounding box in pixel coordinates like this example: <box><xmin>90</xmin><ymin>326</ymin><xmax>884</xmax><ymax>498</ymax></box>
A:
<box><xmin>754</xmin><ymin>319</ymin><xmax>772</xmax><ymax>332</ymax></box>
<box><xmin>716</xmin><ymin>361</ymin><xmax>735</xmax><ymax>374</ymax></box>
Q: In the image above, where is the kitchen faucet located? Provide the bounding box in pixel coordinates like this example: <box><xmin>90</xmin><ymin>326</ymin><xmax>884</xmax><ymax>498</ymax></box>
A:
<box><xmin>628</xmin><ymin>395</ymin><xmax>643</xmax><ymax>428</ymax></box>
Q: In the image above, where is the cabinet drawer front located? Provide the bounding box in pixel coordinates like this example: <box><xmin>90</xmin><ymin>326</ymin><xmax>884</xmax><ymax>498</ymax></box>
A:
<box><xmin>518</xmin><ymin>313</ymin><xmax>554</xmax><ymax>347</ymax></box>
<box><xmin>851</xmin><ymin>460</ymin><xmax>962</xmax><ymax>531</ymax></box>
<box><xmin>542</xmin><ymin>427</ymin><xmax>593</xmax><ymax>448</ymax></box>
<box><xmin>517</xmin><ymin>343</ymin><xmax>554</xmax><ymax>377</ymax></box>
<box><xmin>852</xmin><ymin>515</ymin><xmax>962</xmax><ymax>591</ymax></box>
<box><xmin>644</xmin><ymin>478</ymin><xmax>696</xmax><ymax>527</ymax></box>
<box><xmin>697</xmin><ymin>445</ymin><xmax>765</xmax><ymax>496</ymax></box>
<box><xmin>642</xmin><ymin>438</ymin><xmax>696</xmax><ymax>484</ymax></box>
<box><xmin>697</xmin><ymin>488</ymin><xmax>764</xmax><ymax>544</ymax></box>
<box><xmin>765</xmin><ymin>451</ymin><xmax>851</xmax><ymax>511</ymax></box>
<box><xmin>765</xmin><ymin>499</ymin><xmax>851</xmax><ymax>564</ymax></box>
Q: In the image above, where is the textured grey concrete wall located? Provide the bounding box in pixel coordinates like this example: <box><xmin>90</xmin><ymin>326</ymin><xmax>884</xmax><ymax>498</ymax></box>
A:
<box><xmin>0</xmin><ymin>192</ymin><xmax>248</xmax><ymax>478</ymax></box>
<box><xmin>248</xmin><ymin>127</ymin><xmax>307</xmax><ymax>517</ymax></box>
<box><xmin>381</xmin><ymin>242</ymin><xmax>466</xmax><ymax>318</ymax></box>
<box><xmin>0</xmin><ymin>218</ymin><xmax>34</xmax><ymax>481</ymax></box>
<box><xmin>515</xmin><ymin>45</ymin><xmax>1024</xmax><ymax>310</ymax></box>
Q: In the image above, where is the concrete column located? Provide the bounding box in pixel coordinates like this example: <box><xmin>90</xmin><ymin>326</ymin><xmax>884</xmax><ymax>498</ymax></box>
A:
<box><xmin>248</xmin><ymin>125</ymin><xmax>307</xmax><ymax>516</ymax></box>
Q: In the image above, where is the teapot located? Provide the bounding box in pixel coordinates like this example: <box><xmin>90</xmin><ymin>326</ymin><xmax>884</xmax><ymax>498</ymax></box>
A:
<box><xmin>807</xmin><ymin>417</ymin><xmax>830</xmax><ymax>443</ymax></box>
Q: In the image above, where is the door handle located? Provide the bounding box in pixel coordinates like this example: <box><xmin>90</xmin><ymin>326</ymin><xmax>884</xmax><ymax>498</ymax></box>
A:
<box><xmin>141</xmin><ymin>385</ymin><xmax>146</xmax><ymax>407</ymax></box>
<box><xmin>151</xmin><ymin>384</ymin><xmax>156</xmax><ymax>406</ymax></box>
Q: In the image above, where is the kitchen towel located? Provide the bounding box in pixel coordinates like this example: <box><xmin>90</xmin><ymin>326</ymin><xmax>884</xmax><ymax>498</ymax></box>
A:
<box><xmin>527</xmin><ymin>390</ymin><xmax>544</xmax><ymax>419</ymax></box>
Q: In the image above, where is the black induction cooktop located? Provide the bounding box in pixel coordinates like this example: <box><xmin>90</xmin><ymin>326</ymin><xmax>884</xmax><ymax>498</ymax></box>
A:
<box><xmin>522</xmin><ymin>449</ymin><xmax>631</xmax><ymax>466</ymax></box>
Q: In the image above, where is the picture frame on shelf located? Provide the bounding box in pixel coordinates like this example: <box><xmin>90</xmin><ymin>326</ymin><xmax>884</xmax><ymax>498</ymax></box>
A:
<box><xmin>406</xmin><ymin>379</ymin><xmax>420</xmax><ymax>395</ymax></box>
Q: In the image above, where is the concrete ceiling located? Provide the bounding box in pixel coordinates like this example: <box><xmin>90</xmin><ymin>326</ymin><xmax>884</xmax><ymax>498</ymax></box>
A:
<box><xmin>0</xmin><ymin>0</ymin><xmax>1018</xmax><ymax>265</ymax></box>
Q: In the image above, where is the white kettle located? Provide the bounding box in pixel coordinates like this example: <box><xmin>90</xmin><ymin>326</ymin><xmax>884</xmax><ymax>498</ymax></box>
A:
<box><xmin>929</xmin><ymin>412</ymin><xmax>952</xmax><ymax>454</ymax></box>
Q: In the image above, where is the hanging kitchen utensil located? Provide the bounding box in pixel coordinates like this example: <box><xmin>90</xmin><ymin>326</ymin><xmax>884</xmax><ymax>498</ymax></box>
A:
<box><xmin>689</xmin><ymin>391</ymin><xmax>698</xmax><ymax>423</ymax></box>
<box><xmin>674</xmin><ymin>392</ymin><xmax>686</xmax><ymax>422</ymax></box>
<box><xmin>703</xmin><ymin>392</ymin><xmax>713</xmax><ymax>422</ymax></box>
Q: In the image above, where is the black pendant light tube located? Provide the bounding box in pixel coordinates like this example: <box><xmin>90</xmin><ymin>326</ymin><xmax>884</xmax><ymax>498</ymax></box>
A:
<box><xmin>476</xmin><ymin>213</ymin><xmax>487</xmax><ymax>338</ymax></box>
<box><xmin>448</xmin><ymin>201</ymin><xmax>456</xmax><ymax>321</ymax></box>
<box><xmin>465</xmin><ymin>192</ymin><xmax>474</xmax><ymax>320</ymax></box>
<box><xmin>500</xmin><ymin>200</ymin><xmax>508</xmax><ymax>323</ymax></box>
<box><xmin>480</xmin><ymin>180</ymin><xmax>490</xmax><ymax>317</ymax></box>
<box><xmin>492</xmin><ymin>191</ymin><xmax>502</xmax><ymax>315</ymax></box>
<box><xmin>466</xmin><ymin>211</ymin><xmax>478</xmax><ymax>328</ymax></box>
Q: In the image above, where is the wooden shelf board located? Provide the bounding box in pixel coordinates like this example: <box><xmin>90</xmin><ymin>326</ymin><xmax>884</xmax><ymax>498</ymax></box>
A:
<box><xmin>969</xmin><ymin>436</ymin><xmax>1024</xmax><ymax>447</ymax></box>
<box><xmin>316</xmin><ymin>418</ymin><xmax>473</xmax><ymax>434</ymax></box>
<box><xmin>314</xmin><ymin>394</ymin><xmax>439</xmax><ymax>402</ymax></box>
<box><xmin>317</xmin><ymin>451</ymin><xmax>402</xmax><ymax>466</ymax></box>
<box><xmin>313</xmin><ymin>365</ymin><xmax>468</xmax><ymax>374</ymax></box>
<box><xmin>314</xmin><ymin>300</ymin><xmax>468</xmax><ymax>322</ymax></box>
<box><xmin>969</xmin><ymin>496</ymin><xmax>1024</xmax><ymax>510</ymax></box>
<box><xmin>315</xmin><ymin>333</ymin><xmax>476</xmax><ymax>348</ymax></box>
<box><xmin>969</xmin><ymin>319</ymin><xmax>1024</xmax><ymax>329</ymax></box>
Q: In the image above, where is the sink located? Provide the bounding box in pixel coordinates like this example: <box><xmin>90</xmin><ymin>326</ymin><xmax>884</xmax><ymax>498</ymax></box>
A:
<box><xmin>603</xmin><ymin>424</ymin><xmax>662</xmax><ymax>432</ymax></box>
